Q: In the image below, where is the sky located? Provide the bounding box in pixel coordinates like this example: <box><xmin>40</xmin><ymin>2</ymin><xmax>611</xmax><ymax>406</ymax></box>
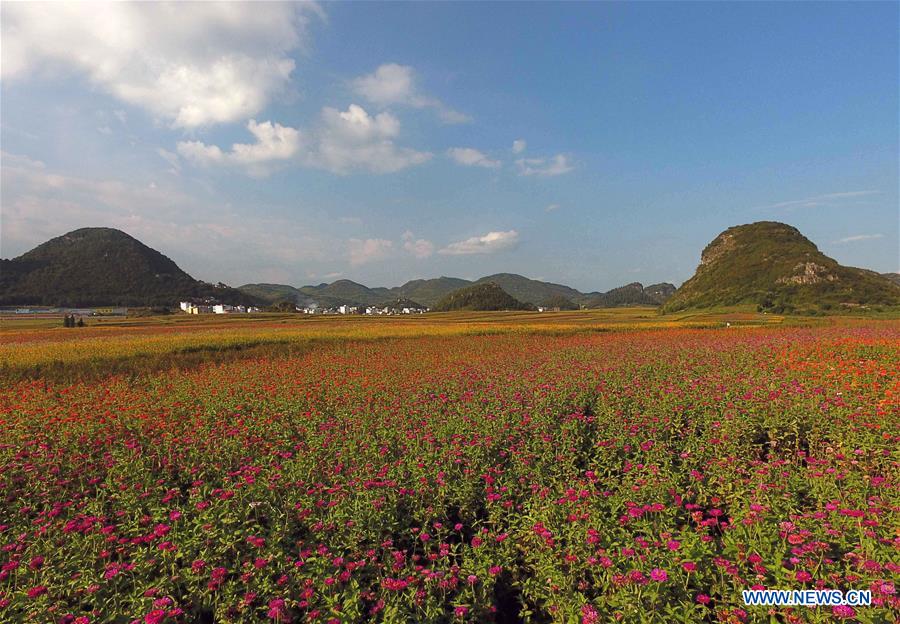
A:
<box><xmin>1</xmin><ymin>1</ymin><xmax>898</xmax><ymax>291</ymax></box>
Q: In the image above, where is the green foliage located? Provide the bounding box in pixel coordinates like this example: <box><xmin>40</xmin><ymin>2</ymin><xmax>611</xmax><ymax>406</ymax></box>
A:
<box><xmin>432</xmin><ymin>282</ymin><xmax>536</xmax><ymax>311</ymax></box>
<box><xmin>268</xmin><ymin>299</ymin><xmax>300</xmax><ymax>313</ymax></box>
<box><xmin>541</xmin><ymin>294</ymin><xmax>579</xmax><ymax>310</ymax></box>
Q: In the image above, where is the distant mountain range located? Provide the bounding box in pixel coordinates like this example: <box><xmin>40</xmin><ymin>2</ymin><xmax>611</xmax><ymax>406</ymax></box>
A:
<box><xmin>3</xmin><ymin>224</ymin><xmax>896</xmax><ymax>313</ymax></box>
<box><xmin>662</xmin><ymin>222</ymin><xmax>900</xmax><ymax>313</ymax></box>
<box><xmin>239</xmin><ymin>274</ymin><xmax>677</xmax><ymax>308</ymax></box>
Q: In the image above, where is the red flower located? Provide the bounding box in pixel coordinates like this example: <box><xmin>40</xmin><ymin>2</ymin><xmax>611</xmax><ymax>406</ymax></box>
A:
<box><xmin>27</xmin><ymin>585</ymin><xmax>47</xmax><ymax>599</ymax></box>
<box><xmin>144</xmin><ymin>610</ymin><xmax>166</xmax><ymax>624</ymax></box>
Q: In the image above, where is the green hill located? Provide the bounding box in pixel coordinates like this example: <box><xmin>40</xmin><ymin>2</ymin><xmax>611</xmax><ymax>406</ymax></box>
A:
<box><xmin>474</xmin><ymin>273</ymin><xmax>583</xmax><ymax>306</ymax></box>
<box><xmin>661</xmin><ymin>222</ymin><xmax>900</xmax><ymax>313</ymax></box>
<box><xmin>238</xmin><ymin>283</ymin><xmax>306</xmax><ymax>304</ymax></box>
<box><xmin>432</xmin><ymin>282</ymin><xmax>535</xmax><ymax>312</ymax></box>
<box><xmin>299</xmin><ymin>280</ymin><xmax>391</xmax><ymax>306</ymax></box>
<box><xmin>0</xmin><ymin>228</ymin><xmax>257</xmax><ymax>308</ymax></box>
<box><xmin>583</xmin><ymin>282</ymin><xmax>677</xmax><ymax>308</ymax></box>
<box><xmin>391</xmin><ymin>277</ymin><xmax>473</xmax><ymax>307</ymax></box>
<box><xmin>882</xmin><ymin>273</ymin><xmax>900</xmax><ymax>287</ymax></box>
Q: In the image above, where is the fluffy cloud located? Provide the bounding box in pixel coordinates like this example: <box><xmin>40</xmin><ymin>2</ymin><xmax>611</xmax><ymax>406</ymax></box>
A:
<box><xmin>311</xmin><ymin>104</ymin><xmax>432</xmax><ymax>174</ymax></box>
<box><xmin>351</xmin><ymin>63</ymin><xmax>470</xmax><ymax>124</ymax></box>
<box><xmin>175</xmin><ymin>105</ymin><xmax>430</xmax><ymax>175</ymax></box>
<box><xmin>515</xmin><ymin>154</ymin><xmax>574</xmax><ymax>177</ymax></box>
<box><xmin>177</xmin><ymin>120</ymin><xmax>302</xmax><ymax>175</ymax></box>
<box><xmin>402</xmin><ymin>231</ymin><xmax>435</xmax><ymax>258</ymax></box>
<box><xmin>512</xmin><ymin>139</ymin><xmax>527</xmax><ymax>154</ymax></box>
<box><xmin>1</xmin><ymin>2</ymin><xmax>323</xmax><ymax>128</ymax></box>
<box><xmin>447</xmin><ymin>147</ymin><xmax>500</xmax><ymax>169</ymax></box>
<box><xmin>348</xmin><ymin>238</ymin><xmax>393</xmax><ymax>265</ymax></box>
<box><xmin>439</xmin><ymin>230</ymin><xmax>519</xmax><ymax>255</ymax></box>
<box><xmin>545</xmin><ymin>203</ymin><xmax>560</xmax><ymax>212</ymax></box>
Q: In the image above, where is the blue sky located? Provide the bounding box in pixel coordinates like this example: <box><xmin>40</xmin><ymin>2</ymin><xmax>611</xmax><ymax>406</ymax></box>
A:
<box><xmin>2</xmin><ymin>1</ymin><xmax>897</xmax><ymax>291</ymax></box>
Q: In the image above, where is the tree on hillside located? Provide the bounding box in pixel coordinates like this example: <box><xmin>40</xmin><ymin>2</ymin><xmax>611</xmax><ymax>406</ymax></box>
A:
<box><xmin>542</xmin><ymin>295</ymin><xmax>579</xmax><ymax>310</ymax></box>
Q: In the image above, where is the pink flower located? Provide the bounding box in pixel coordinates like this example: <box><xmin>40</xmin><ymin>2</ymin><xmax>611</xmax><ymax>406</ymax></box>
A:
<box><xmin>581</xmin><ymin>604</ymin><xmax>599</xmax><ymax>624</ymax></box>
<box><xmin>682</xmin><ymin>561</ymin><xmax>697</xmax><ymax>573</ymax></box>
<box><xmin>650</xmin><ymin>568</ymin><xmax>668</xmax><ymax>582</ymax></box>
<box><xmin>696</xmin><ymin>594</ymin><xmax>711</xmax><ymax>605</ymax></box>
<box><xmin>666</xmin><ymin>540</ymin><xmax>680</xmax><ymax>551</ymax></box>
<box><xmin>247</xmin><ymin>536</ymin><xmax>265</xmax><ymax>548</ymax></box>
<box><xmin>832</xmin><ymin>605</ymin><xmax>856</xmax><ymax>619</ymax></box>
<box><xmin>795</xmin><ymin>570</ymin><xmax>812</xmax><ymax>582</ymax></box>
<box><xmin>454</xmin><ymin>606</ymin><xmax>469</xmax><ymax>617</ymax></box>
<box><xmin>28</xmin><ymin>556</ymin><xmax>44</xmax><ymax>570</ymax></box>
<box><xmin>267</xmin><ymin>598</ymin><xmax>288</xmax><ymax>620</ymax></box>
<box><xmin>144</xmin><ymin>610</ymin><xmax>166</xmax><ymax>624</ymax></box>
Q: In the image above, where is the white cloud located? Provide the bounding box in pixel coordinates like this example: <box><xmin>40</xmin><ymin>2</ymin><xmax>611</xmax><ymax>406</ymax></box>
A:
<box><xmin>447</xmin><ymin>147</ymin><xmax>501</xmax><ymax>169</ymax></box>
<box><xmin>351</xmin><ymin>63</ymin><xmax>470</xmax><ymax>124</ymax></box>
<box><xmin>439</xmin><ymin>230</ymin><xmax>519</xmax><ymax>255</ymax></box>
<box><xmin>310</xmin><ymin>104</ymin><xmax>431</xmax><ymax>174</ymax></box>
<box><xmin>1</xmin><ymin>2</ymin><xmax>323</xmax><ymax>128</ymax></box>
<box><xmin>516</xmin><ymin>154</ymin><xmax>574</xmax><ymax>177</ymax></box>
<box><xmin>402</xmin><ymin>230</ymin><xmax>435</xmax><ymax>258</ymax></box>
<box><xmin>754</xmin><ymin>190</ymin><xmax>880</xmax><ymax>212</ymax></box>
<box><xmin>833</xmin><ymin>233</ymin><xmax>885</xmax><ymax>244</ymax></box>
<box><xmin>348</xmin><ymin>238</ymin><xmax>393</xmax><ymax>265</ymax></box>
<box><xmin>512</xmin><ymin>139</ymin><xmax>526</xmax><ymax>154</ymax></box>
<box><xmin>177</xmin><ymin>119</ymin><xmax>302</xmax><ymax>176</ymax></box>
<box><xmin>174</xmin><ymin>105</ymin><xmax>430</xmax><ymax>176</ymax></box>
<box><xmin>545</xmin><ymin>203</ymin><xmax>560</xmax><ymax>212</ymax></box>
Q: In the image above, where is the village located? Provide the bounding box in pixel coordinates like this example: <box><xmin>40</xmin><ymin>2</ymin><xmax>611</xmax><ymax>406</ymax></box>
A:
<box><xmin>178</xmin><ymin>301</ymin><xmax>428</xmax><ymax>315</ymax></box>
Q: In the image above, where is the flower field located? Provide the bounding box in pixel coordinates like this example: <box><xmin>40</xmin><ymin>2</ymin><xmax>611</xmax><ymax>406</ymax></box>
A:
<box><xmin>1</xmin><ymin>320</ymin><xmax>898</xmax><ymax>623</ymax></box>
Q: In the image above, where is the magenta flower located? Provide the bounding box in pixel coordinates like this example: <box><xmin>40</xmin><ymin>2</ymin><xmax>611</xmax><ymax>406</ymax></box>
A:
<box><xmin>650</xmin><ymin>568</ymin><xmax>668</xmax><ymax>582</ymax></box>
<box><xmin>144</xmin><ymin>610</ymin><xmax>166</xmax><ymax>624</ymax></box>
<box><xmin>832</xmin><ymin>605</ymin><xmax>856</xmax><ymax>619</ymax></box>
<box><xmin>27</xmin><ymin>585</ymin><xmax>47</xmax><ymax>599</ymax></box>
